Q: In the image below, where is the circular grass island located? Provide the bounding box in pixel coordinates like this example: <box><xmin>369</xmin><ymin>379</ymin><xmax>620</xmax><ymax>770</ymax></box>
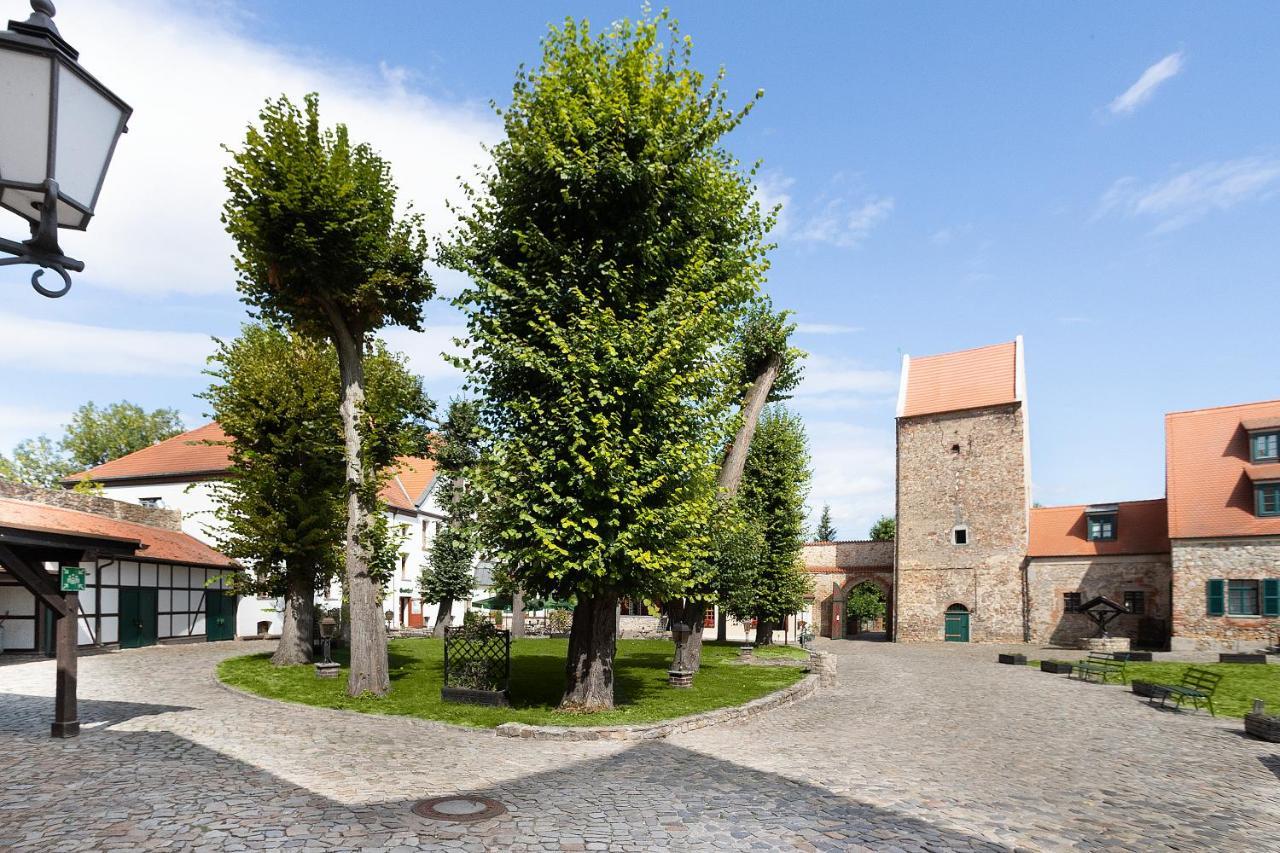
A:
<box><xmin>218</xmin><ymin>637</ymin><xmax>809</xmax><ymax>729</ymax></box>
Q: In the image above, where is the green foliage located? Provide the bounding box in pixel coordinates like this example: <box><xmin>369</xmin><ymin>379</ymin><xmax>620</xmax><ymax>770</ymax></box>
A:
<box><xmin>443</xmin><ymin>12</ymin><xmax>771</xmax><ymax>604</ymax></box>
<box><xmin>731</xmin><ymin>296</ymin><xmax>804</xmax><ymax>401</ymax></box>
<box><xmin>815</xmin><ymin>504</ymin><xmax>836</xmax><ymax>542</ymax></box>
<box><xmin>0</xmin><ymin>436</ymin><xmax>74</xmax><ymax>487</ymax></box>
<box><xmin>61</xmin><ymin>401</ymin><xmax>184</xmax><ymax>470</ymax></box>
<box><xmin>709</xmin><ymin>501</ymin><xmax>767</xmax><ymax>624</ymax></box>
<box><xmin>845</xmin><ymin>581</ymin><xmax>886</xmax><ymax>631</ymax></box>
<box><xmin>217</xmin><ymin>638</ymin><xmax>804</xmax><ymax>728</ymax></box>
<box><xmin>419</xmin><ymin>523</ymin><xmax>476</xmax><ymax>605</ymax></box>
<box><xmin>869</xmin><ymin>515</ymin><xmax>896</xmax><ymax>541</ymax></box>
<box><xmin>201</xmin><ymin>324</ymin><xmax>431</xmax><ymax>595</ymax></box>
<box><xmin>737</xmin><ymin>406</ymin><xmax>813</xmax><ymax>624</ymax></box>
<box><xmin>222</xmin><ymin>93</ymin><xmax>432</xmax><ymax>341</ymax></box>
<box><xmin>419</xmin><ymin>399</ymin><xmax>483</xmax><ymax>607</ymax></box>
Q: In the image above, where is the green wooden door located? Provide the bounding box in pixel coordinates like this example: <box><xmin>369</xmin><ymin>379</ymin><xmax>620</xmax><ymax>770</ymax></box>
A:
<box><xmin>119</xmin><ymin>588</ymin><xmax>158</xmax><ymax>648</ymax></box>
<box><xmin>205</xmin><ymin>590</ymin><xmax>236</xmax><ymax>642</ymax></box>
<box><xmin>944</xmin><ymin>606</ymin><xmax>970</xmax><ymax>642</ymax></box>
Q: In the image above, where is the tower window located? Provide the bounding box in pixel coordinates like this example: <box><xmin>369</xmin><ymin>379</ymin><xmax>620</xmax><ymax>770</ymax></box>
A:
<box><xmin>950</xmin><ymin>443</ymin><xmax>961</xmax><ymax>455</ymax></box>
<box><xmin>1085</xmin><ymin>505</ymin><xmax>1118</xmax><ymax>541</ymax></box>
<box><xmin>952</xmin><ymin>525</ymin><xmax>969</xmax><ymax>545</ymax></box>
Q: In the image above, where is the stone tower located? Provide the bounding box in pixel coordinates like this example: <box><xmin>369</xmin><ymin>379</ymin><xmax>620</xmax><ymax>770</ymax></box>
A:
<box><xmin>893</xmin><ymin>338</ymin><xmax>1030</xmax><ymax>642</ymax></box>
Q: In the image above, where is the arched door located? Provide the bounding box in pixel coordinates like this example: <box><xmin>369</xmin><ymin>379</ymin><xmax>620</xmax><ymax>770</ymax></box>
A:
<box><xmin>944</xmin><ymin>604</ymin><xmax>969</xmax><ymax>643</ymax></box>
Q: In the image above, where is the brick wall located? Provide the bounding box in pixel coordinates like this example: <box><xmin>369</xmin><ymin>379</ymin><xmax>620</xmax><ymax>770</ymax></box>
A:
<box><xmin>0</xmin><ymin>481</ymin><xmax>183</xmax><ymax>531</ymax></box>
<box><xmin>895</xmin><ymin>403</ymin><xmax>1028</xmax><ymax>642</ymax></box>
<box><xmin>1170</xmin><ymin>538</ymin><xmax>1280</xmax><ymax>651</ymax></box>
<box><xmin>1025</xmin><ymin>554</ymin><xmax>1170</xmax><ymax>646</ymax></box>
<box><xmin>802</xmin><ymin>540</ymin><xmax>894</xmax><ymax>638</ymax></box>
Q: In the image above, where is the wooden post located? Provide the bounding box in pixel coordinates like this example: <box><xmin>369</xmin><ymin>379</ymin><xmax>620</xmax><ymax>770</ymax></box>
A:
<box><xmin>52</xmin><ymin>591</ymin><xmax>79</xmax><ymax>738</ymax></box>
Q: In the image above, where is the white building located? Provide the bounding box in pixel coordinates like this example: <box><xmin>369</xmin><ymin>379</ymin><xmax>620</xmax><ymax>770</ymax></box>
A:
<box><xmin>62</xmin><ymin>422</ymin><xmax>473</xmax><ymax>636</ymax></box>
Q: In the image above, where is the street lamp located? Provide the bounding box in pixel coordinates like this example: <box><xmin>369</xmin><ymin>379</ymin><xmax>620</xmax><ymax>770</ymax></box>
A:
<box><xmin>0</xmin><ymin>1</ymin><xmax>131</xmax><ymax>297</ymax></box>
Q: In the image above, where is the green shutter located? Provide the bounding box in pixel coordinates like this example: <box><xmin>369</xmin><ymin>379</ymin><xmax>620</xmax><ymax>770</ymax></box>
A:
<box><xmin>1206</xmin><ymin>579</ymin><xmax>1226</xmax><ymax>617</ymax></box>
<box><xmin>1263</xmin><ymin>579</ymin><xmax>1280</xmax><ymax>617</ymax></box>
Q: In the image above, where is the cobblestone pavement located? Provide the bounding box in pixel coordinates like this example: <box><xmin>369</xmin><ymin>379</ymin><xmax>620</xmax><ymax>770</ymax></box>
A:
<box><xmin>2</xmin><ymin>639</ymin><xmax>1278</xmax><ymax>851</ymax></box>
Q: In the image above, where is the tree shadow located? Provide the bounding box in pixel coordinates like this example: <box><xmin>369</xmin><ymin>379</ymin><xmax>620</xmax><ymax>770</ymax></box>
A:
<box><xmin>0</xmin><ymin>693</ymin><xmax>193</xmax><ymax>738</ymax></box>
<box><xmin>1259</xmin><ymin>754</ymin><xmax>1280</xmax><ymax>782</ymax></box>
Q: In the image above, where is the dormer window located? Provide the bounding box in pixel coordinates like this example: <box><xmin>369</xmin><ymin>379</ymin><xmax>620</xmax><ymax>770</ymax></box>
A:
<box><xmin>1085</xmin><ymin>505</ymin><xmax>1118</xmax><ymax>541</ymax></box>
<box><xmin>1251</xmin><ymin>431</ymin><xmax>1279</xmax><ymax>463</ymax></box>
<box><xmin>1258</xmin><ymin>483</ymin><xmax>1280</xmax><ymax>517</ymax></box>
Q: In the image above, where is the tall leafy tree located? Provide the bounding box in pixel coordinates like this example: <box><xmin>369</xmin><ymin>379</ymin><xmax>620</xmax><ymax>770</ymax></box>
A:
<box><xmin>869</xmin><ymin>515</ymin><xmax>896</xmax><ymax>541</ymax></box>
<box><xmin>738</xmin><ymin>406</ymin><xmax>812</xmax><ymax>644</ymax></box>
<box><xmin>61</xmin><ymin>402</ymin><xmax>184</xmax><ymax>470</ymax></box>
<box><xmin>223</xmin><ymin>94</ymin><xmax>433</xmax><ymax>696</ymax></box>
<box><xmin>444</xmin><ymin>13</ymin><xmax>770</xmax><ymax>711</ymax></box>
<box><xmin>0</xmin><ymin>436</ymin><xmax>74</xmax><ymax>487</ymax></box>
<box><xmin>815</xmin><ymin>504</ymin><xmax>836</xmax><ymax>542</ymax></box>
<box><xmin>420</xmin><ymin>399</ymin><xmax>482</xmax><ymax>636</ymax></box>
<box><xmin>845</xmin><ymin>581</ymin><xmax>886</xmax><ymax>634</ymax></box>
<box><xmin>202</xmin><ymin>325</ymin><xmax>432</xmax><ymax>666</ymax></box>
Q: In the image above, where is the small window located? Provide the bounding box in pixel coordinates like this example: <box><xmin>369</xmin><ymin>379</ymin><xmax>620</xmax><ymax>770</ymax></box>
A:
<box><xmin>1086</xmin><ymin>512</ymin><xmax>1117</xmax><ymax>541</ymax></box>
<box><xmin>1123</xmin><ymin>590</ymin><xmax>1145</xmax><ymax>615</ymax></box>
<box><xmin>139</xmin><ymin>497</ymin><xmax>163</xmax><ymax>508</ymax></box>
<box><xmin>1228</xmin><ymin>580</ymin><xmax>1260</xmax><ymax>616</ymax></box>
<box><xmin>950</xmin><ymin>443</ymin><xmax>961</xmax><ymax>455</ymax></box>
<box><xmin>1257</xmin><ymin>484</ymin><xmax>1280</xmax><ymax>517</ymax></box>
<box><xmin>1251</xmin><ymin>431</ymin><xmax>1279</xmax><ymax>462</ymax></box>
<box><xmin>952</xmin><ymin>525</ymin><xmax>969</xmax><ymax>545</ymax></box>
<box><xmin>1063</xmin><ymin>592</ymin><xmax>1082</xmax><ymax>613</ymax></box>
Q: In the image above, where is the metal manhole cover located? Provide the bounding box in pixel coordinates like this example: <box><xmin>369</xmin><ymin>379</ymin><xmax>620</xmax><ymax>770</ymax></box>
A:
<box><xmin>412</xmin><ymin>796</ymin><xmax>507</xmax><ymax>823</ymax></box>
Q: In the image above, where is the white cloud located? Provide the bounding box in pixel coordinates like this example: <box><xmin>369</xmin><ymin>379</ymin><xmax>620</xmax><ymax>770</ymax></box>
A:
<box><xmin>795</xmin><ymin>323</ymin><xmax>862</xmax><ymax>335</ymax></box>
<box><xmin>804</xmin><ymin>420</ymin><xmax>895</xmax><ymax>539</ymax></box>
<box><xmin>754</xmin><ymin>173</ymin><xmax>795</xmax><ymax>238</ymax></box>
<box><xmin>0</xmin><ymin>312</ymin><xmax>213</xmax><ymax>376</ymax></box>
<box><xmin>0</xmin><ymin>404</ymin><xmax>70</xmax><ymax>453</ymax></box>
<box><xmin>1097</xmin><ymin>155</ymin><xmax>1280</xmax><ymax>232</ymax></box>
<box><xmin>1108</xmin><ymin>51</ymin><xmax>1184</xmax><ymax>115</ymax></box>
<box><xmin>795</xmin><ymin>354</ymin><xmax>897</xmax><ymax>400</ymax></box>
<box><xmin>795</xmin><ymin>196</ymin><xmax>895</xmax><ymax>249</ymax></box>
<box><xmin>50</xmin><ymin>0</ymin><xmax>497</xmax><ymax>296</ymax></box>
<box><xmin>379</xmin><ymin>323</ymin><xmax>468</xmax><ymax>387</ymax></box>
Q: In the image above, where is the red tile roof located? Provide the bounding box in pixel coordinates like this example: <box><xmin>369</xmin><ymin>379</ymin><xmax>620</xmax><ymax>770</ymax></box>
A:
<box><xmin>899</xmin><ymin>339</ymin><xmax>1021</xmax><ymax>418</ymax></box>
<box><xmin>1028</xmin><ymin>500</ymin><xmax>1170</xmax><ymax>558</ymax></box>
<box><xmin>65</xmin><ymin>422</ymin><xmax>436</xmax><ymax>515</ymax></box>
<box><xmin>63</xmin><ymin>422</ymin><xmax>230</xmax><ymax>483</ymax></box>
<box><xmin>0</xmin><ymin>498</ymin><xmax>237</xmax><ymax>569</ymax></box>
<box><xmin>1166</xmin><ymin>399</ymin><xmax>1280</xmax><ymax>539</ymax></box>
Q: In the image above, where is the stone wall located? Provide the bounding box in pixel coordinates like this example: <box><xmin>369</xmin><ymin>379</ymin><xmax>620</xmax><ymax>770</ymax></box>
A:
<box><xmin>0</xmin><ymin>481</ymin><xmax>183</xmax><ymax>531</ymax></box>
<box><xmin>802</xmin><ymin>540</ymin><xmax>894</xmax><ymax>638</ymax></box>
<box><xmin>1025</xmin><ymin>554</ymin><xmax>1170</xmax><ymax>646</ymax></box>
<box><xmin>895</xmin><ymin>403</ymin><xmax>1028</xmax><ymax>642</ymax></box>
<box><xmin>1170</xmin><ymin>538</ymin><xmax>1280</xmax><ymax>651</ymax></box>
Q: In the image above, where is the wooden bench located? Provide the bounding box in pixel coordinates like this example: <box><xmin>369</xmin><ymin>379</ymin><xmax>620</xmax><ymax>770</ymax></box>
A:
<box><xmin>1149</xmin><ymin>667</ymin><xmax>1222</xmax><ymax>716</ymax></box>
<box><xmin>1072</xmin><ymin>652</ymin><xmax>1127</xmax><ymax>684</ymax></box>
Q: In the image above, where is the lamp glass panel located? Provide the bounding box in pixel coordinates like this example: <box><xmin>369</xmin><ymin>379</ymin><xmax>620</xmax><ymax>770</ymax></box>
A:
<box><xmin>0</xmin><ymin>186</ymin><xmax>48</xmax><ymax>223</ymax></box>
<box><xmin>53</xmin><ymin>64</ymin><xmax>125</xmax><ymax>212</ymax></box>
<box><xmin>0</xmin><ymin>48</ymin><xmax>53</xmax><ymax>188</ymax></box>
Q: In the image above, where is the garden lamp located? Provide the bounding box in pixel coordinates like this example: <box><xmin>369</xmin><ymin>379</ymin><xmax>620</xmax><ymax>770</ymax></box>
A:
<box><xmin>319</xmin><ymin>616</ymin><xmax>337</xmax><ymax>664</ymax></box>
<box><xmin>0</xmin><ymin>1</ymin><xmax>131</xmax><ymax>297</ymax></box>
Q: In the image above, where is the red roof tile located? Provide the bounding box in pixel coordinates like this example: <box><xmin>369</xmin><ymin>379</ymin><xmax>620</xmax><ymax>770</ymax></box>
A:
<box><xmin>900</xmin><ymin>339</ymin><xmax>1021</xmax><ymax>418</ymax></box>
<box><xmin>64</xmin><ymin>422</ymin><xmax>230</xmax><ymax>483</ymax></box>
<box><xmin>1029</xmin><ymin>500</ymin><xmax>1170</xmax><ymax>558</ymax></box>
<box><xmin>0</xmin><ymin>498</ymin><xmax>236</xmax><ymax>569</ymax></box>
<box><xmin>1166</xmin><ymin>399</ymin><xmax>1280</xmax><ymax>539</ymax></box>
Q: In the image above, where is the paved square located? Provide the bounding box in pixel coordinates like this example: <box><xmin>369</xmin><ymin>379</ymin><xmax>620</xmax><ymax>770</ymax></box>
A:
<box><xmin>1</xmin><ymin>640</ymin><xmax>1277</xmax><ymax>850</ymax></box>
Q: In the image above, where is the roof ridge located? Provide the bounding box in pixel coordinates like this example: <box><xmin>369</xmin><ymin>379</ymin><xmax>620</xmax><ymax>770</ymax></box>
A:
<box><xmin>1031</xmin><ymin>498</ymin><xmax>1166</xmax><ymax>511</ymax></box>
<box><xmin>908</xmin><ymin>339</ymin><xmax>1017</xmax><ymax>361</ymax></box>
<box><xmin>0</xmin><ymin>495</ymin><xmax>168</xmax><ymax>535</ymax></box>
<box><xmin>1165</xmin><ymin>398</ymin><xmax>1280</xmax><ymax>418</ymax></box>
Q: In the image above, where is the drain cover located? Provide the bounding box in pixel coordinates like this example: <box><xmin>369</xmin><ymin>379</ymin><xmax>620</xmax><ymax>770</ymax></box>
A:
<box><xmin>412</xmin><ymin>796</ymin><xmax>507</xmax><ymax>823</ymax></box>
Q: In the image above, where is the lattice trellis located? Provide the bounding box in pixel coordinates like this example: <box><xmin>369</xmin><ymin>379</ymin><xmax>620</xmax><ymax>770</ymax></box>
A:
<box><xmin>443</xmin><ymin>626</ymin><xmax>511</xmax><ymax>691</ymax></box>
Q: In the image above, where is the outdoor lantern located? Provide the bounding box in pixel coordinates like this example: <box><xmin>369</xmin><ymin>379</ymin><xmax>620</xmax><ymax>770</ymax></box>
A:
<box><xmin>670</xmin><ymin>621</ymin><xmax>690</xmax><ymax>645</ymax></box>
<box><xmin>319</xmin><ymin>616</ymin><xmax>337</xmax><ymax>640</ymax></box>
<box><xmin>0</xmin><ymin>1</ymin><xmax>131</xmax><ymax>297</ymax></box>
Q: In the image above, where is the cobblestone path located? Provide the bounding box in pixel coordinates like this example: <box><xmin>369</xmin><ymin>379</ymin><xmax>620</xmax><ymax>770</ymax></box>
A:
<box><xmin>1</xmin><ymin>639</ymin><xmax>1277</xmax><ymax>850</ymax></box>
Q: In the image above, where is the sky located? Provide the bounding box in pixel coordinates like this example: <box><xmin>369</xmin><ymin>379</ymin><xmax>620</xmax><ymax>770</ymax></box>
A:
<box><xmin>2</xmin><ymin>1</ymin><xmax>1278</xmax><ymax>539</ymax></box>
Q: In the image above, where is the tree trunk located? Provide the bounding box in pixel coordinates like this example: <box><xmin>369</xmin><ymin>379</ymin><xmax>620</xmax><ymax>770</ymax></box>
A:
<box><xmin>668</xmin><ymin>599</ymin><xmax>706</xmax><ymax>672</ymax></box>
<box><xmin>271</xmin><ymin>566</ymin><xmax>315</xmax><ymax>666</ymax></box>
<box><xmin>717</xmin><ymin>353</ymin><xmax>782</xmax><ymax>497</ymax></box>
<box><xmin>432</xmin><ymin>598</ymin><xmax>454</xmax><ymax>638</ymax></box>
<box><xmin>512</xmin><ymin>589</ymin><xmax>525</xmax><ymax>638</ymax></box>
<box><xmin>755</xmin><ymin>618</ymin><xmax>774</xmax><ymax>645</ymax></box>
<box><xmin>560</xmin><ymin>594</ymin><xmax>618</xmax><ymax>712</ymax></box>
<box><xmin>716</xmin><ymin>608</ymin><xmax>727</xmax><ymax>642</ymax></box>
<box><xmin>330</xmin><ymin>319</ymin><xmax>390</xmax><ymax>697</ymax></box>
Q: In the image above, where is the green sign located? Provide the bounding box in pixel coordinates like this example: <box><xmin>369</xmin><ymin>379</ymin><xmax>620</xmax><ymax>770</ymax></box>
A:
<box><xmin>60</xmin><ymin>566</ymin><xmax>86</xmax><ymax>592</ymax></box>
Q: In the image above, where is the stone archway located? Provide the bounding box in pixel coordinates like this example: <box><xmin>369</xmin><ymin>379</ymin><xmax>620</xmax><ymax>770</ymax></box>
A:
<box><xmin>840</xmin><ymin>576</ymin><xmax>892</xmax><ymax>640</ymax></box>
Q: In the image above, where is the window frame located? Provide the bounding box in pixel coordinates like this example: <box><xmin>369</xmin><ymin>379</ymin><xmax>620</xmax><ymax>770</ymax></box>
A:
<box><xmin>1256</xmin><ymin>483</ymin><xmax>1280</xmax><ymax>518</ymax></box>
<box><xmin>1123</xmin><ymin>590</ymin><xmax>1145</xmax><ymax>615</ymax></box>
<box><xmin>1063</xmin><ymin>592</ymin><xmax>1082</xmax><ymax>614</ymax></box>
<box><xmin>1086</xmin><ymin>512</ymin><xmax>1118</xmax><ymax>542</ymax></box>
<box><xmin>951</xmin><ymin>525</ymin><xmax>969</xmax><ymax>546</ymax></box>
<box><xmin>1250</xmin><ymin>430</ymin><xmax>1279</xmax><ymax>463</ymax></box>
<box><xmin>1227</xmin><ymin>579</ymin><xmax>1261</xmax><ymax>617</ymax></box>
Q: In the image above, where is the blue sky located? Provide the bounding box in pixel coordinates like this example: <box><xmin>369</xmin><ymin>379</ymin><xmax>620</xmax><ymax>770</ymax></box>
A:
<box><xmin>2</xmin><ymin>1</ymin><xmax>1277</xmax><ymax>538</ymax></box>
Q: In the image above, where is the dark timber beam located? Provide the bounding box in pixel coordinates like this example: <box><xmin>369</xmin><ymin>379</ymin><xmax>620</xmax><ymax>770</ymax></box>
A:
<box><xmin>0</xmin><ymin>542</ymin><xmax>68</xmax><ymax>616</ymax></box>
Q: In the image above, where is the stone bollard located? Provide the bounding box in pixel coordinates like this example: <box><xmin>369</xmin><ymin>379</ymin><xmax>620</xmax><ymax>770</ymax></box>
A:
<box><xmin>808</xmin><ymin>650</ymin><xmax>837</xmax><ymax>687</ymax></box>
<box><xmin>738</xmin><ymin>645</ymin><xmax>754</xmax><ymax>660</ymax></box>
<box><xmin>314</xmin><ymin>661</ymin><xmax>340</xmax><ymax>679</ymax></box>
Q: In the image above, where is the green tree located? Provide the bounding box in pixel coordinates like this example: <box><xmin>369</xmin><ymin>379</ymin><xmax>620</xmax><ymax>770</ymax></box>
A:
<box><xmin>420</xmin><ymin>400</ymin><xmax>482</xmax><ymax>636</ymax></box>
<box><xmin>738</xmin><ymin>406</ymin><xmax>812</xmax><ymax>644</ymax></box>
<box><xmin>815</xmin><ymin>504</ymin><xmax>836</xmax><ymax>542</ymax></box>
<box><xmin>61</xmin><ymin>401</ymin><xmax>183</xmax><ymax>470</ymax></box>
<box><xmin>223</xmin><ymin>93</ymin><xmax>433</xmax><ymax>696</ymax></box>
<box><xmin>443</xmin><ymin>13</ymin><xmax>770</xmax><ymax>711</ymax></box>
<box><xmin>0</xmin><ymin>436</ymin><xmax>75</xmax><ymax>487</ymax></box>
<box><xmin>201</xmin><ymin>325</ymin><xmax>432</xmax><ymax>666</ymax></box>
<box><xmin>845</xmin><ymin>581</ymin><xmax>886</xmax><ymax>634</ymax></box>
<box><xmin>869</xmin><ymin>515</ymin><xmax>895</xmax><ymax>541</ymax></box>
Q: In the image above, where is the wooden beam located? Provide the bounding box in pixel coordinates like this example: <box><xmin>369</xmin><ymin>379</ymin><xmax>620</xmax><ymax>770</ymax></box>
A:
<box><xmin>0</xmin><ymin>542</ymin><xmax>67</xmax><ymax>616</ymax></box>
<box><xmin>51</xmin><ymin>590</ymin><xmax>79</xmax><ymax>738</ymax></box>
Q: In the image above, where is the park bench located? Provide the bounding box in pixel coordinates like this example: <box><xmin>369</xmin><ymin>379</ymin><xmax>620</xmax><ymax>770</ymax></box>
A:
<box><xmin>1148</xmin><ymin>667</ymin><xmax>1222</xmax><ymax>716</ymax></box>
<box><xmin>1071</xmin><ymin>652</ymin><xmax>1127</xmax><ymax>684</ymax></box>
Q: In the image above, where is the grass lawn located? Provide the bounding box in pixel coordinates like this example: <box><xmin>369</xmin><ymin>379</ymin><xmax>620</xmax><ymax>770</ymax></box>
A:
<box><xmin>218</xmin><ymin>638</ymin><xmax>807</xmax><ymax>728</ymax></box>
<box><xmin>1034</xmin><ymin>659</ymin><xmax>1280</xmax><ymax>718</ymax></box>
